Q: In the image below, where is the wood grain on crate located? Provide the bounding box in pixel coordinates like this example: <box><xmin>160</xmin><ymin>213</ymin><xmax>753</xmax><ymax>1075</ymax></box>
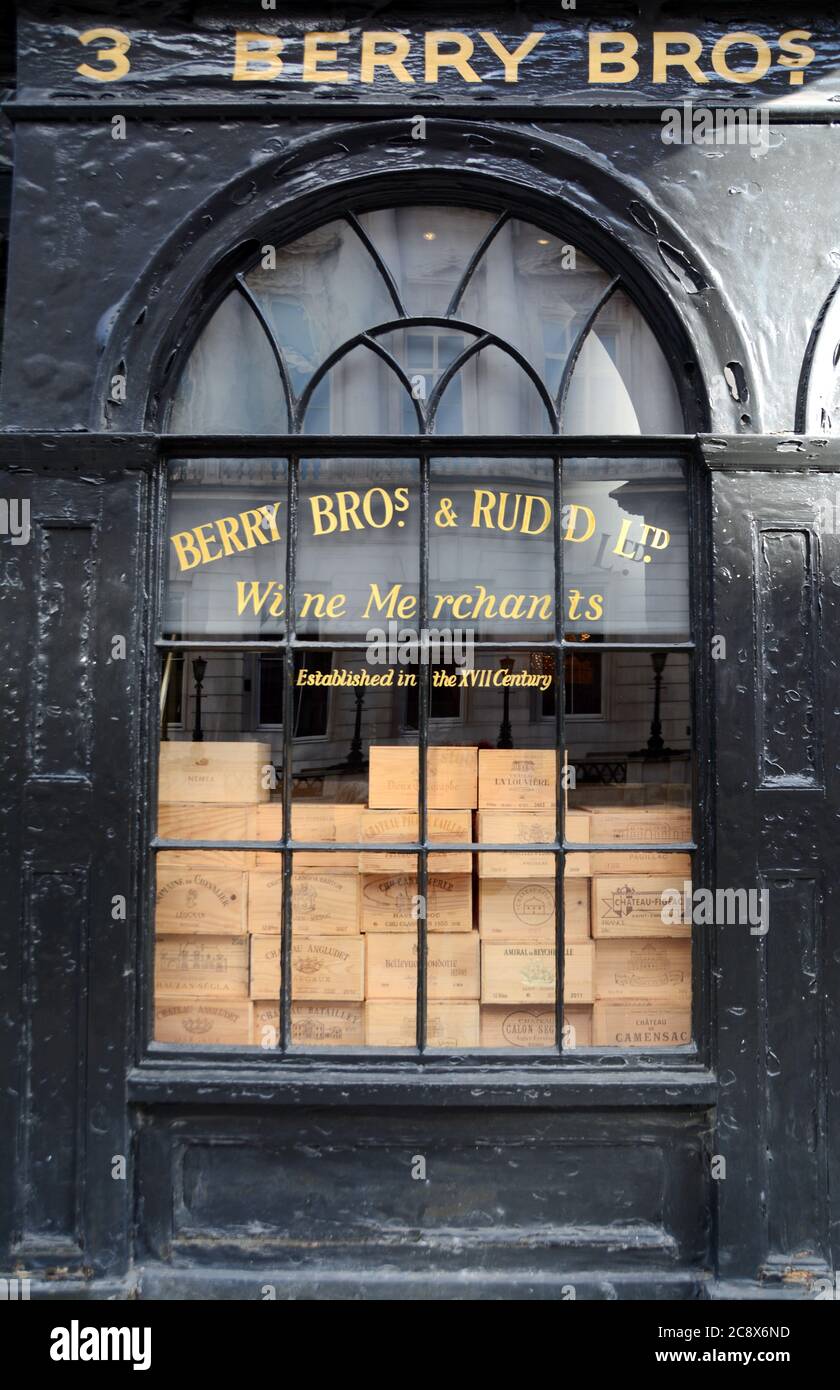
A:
<box><xmin>155</xmin><ymin>862</ymin><xmax>247</xmax><ymax>934</ymax></box>
<box><xmin>154</xmin><ymin>934</ymin><xmax>249</xmax><ymax>998</ymax></box>
<box><xmin>158</xmin><ymin>741</ymin><xmax>272</xmax><ymax>804</ymax></box>
<box><xmin>361</xmin><ymin>872</ymin><xmax>472</xmax><ymax>933</ymax></box>
<box><xmin>368</xmin><ymin>745</ymin><xmax>477</xmax><ymax>810</ymax></box>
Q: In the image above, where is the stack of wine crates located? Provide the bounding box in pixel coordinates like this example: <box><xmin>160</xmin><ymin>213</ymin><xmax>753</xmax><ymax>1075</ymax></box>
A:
<box><xmin>153</xmin><ymin>743</ymin><xmax>692</xmax><ymax>1048</ymax></box>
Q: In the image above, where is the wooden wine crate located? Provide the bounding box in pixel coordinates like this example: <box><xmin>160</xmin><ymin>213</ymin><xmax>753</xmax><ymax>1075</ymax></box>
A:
<box><xmin>564</xmin><ymin>1005</ymin><xmax>593</xmax><ymax>1049</ymax></box>
<box><xmin>571</xmin><ymin>783</ymin><xmax>689</xmax><ymax>808</ymax></box>
<box><xmin>368</xmin><ymin>745</ymin><xmax>477</xmax><ymax>809</ymax></box>
<box><xmin>292</xmin><ymin>936</ymin><xmax>365</xmax><ymax>1001</ymax></box>
<box><xmin>263</xmin><ymin>802</ymin><xmax>364</xmax><ymax>868</ymax></box>
<box><xmin>593</xmin><ymin>1001</ymin><xmax>692</xmax><ymax>1047</ymax></box>
<box><xmin>594</xmin><ymin>939</ymin><xmax>692</xmax><ymax>1002</ymax></box>
<box><xmin>293</xmin><ymin>868</ymin><xmax>361</xmax><ymax>935</ymax></box>
<box><xmin>249</xmin><ymin>1001</ymin><xmax>367</xmax><ymax>1046</ymax></box>
<box><xmin>365</xmin><ymin>933</ymin><xmax>480</xmax><ymax>1000</ymax></box>
<box><xmin>157</xmin><ymin>803</ymin><xmax>258</xmax><ymax>866</ymax></box>
<box><xmin>359</xmin><ymin>810</ymin><xmax>471</xmax><ymax>873</ymax></box>
<box><xmin>476</xmin><ymin>810</ymin><xmax>589</xmax><ymax>877</ymax></box>
<box><xmin>249</xmin><ymin>935</ymin><xmax>282</xmax><ymax>999</ymax></box>
<box><xmin>251</xmin><ymin>1000</ymin><xmax>280</xmax><ymax>1048</ymax></box>
<box><xmin>292</xmin><ymin>1002</ymin><xmax>365</xmax><ymax>1046</ymax></box>
<box><xmin>478</xmin><ymin>749</ymin><xmax>556</xmax><ymax>810</ymax></box>
<box><xmin>479</xmin><ymin>1004</ymin><xmax>592</xmax><ymax>1048</ymax></box>
<box><xmin>591</xmin><ymin>876</ymin><xmax>692</xmax><ymax>938</ymax></box>
<box><xmin>154</xmin><ymin>935</ymin><xmax>249</xmax><ymax>998</ymax></box>
<box><xmin>158</xmin><ymin>741</ymin><xmax>272</xmax><ymax>804</ymax></box>
<box><xmin>480</xmin><ymin>941</ymin><xmax>594</xmax><ymax>1004</ymax></box>
<box><xmin>155</xmin><ymin>861</ymin><xmax>247</xmax><ymax>935</ymax></box>
<box><xmin>480</xmin><ymin>1005</ymin><xmax>555</xmax><ymax>1048</ymax></box>
<box><xmin>155</xmin><ymin>848</ymin><xmax>256</xmax><ymax>869</ymax></box>
<box><xmin>360</xmin><ymin>873</ymin><xmax>472</xmax><ymax>933</ymax></box>
<box><xmin>253</xmin><ymin>802</ymin><xmax>283</xmax><ymax>861</ymax></box>
<box><xmin>584</xmin><ymin>806</ymin><xmax>692</xmax><ymax>850</ymax></box>
<box><xmin>246</xmin><ymin>867</ymin><xmax>283</xmax><ymax>935</ymax></box>
<box><xmin>585</xmin><ymin>850</ymin><xmax>692</xmax><ymax>876</ymax></box>
<box><xmin>478</xmin><ymin>878</ymin><xmax>589</xmax><ymax>942</ymax></box>
<box><xmin>154</xmin><ymin>997</ymin><xmax>253</xmax><ymax>1045</ymax></box>
<box><xmin>365</xmin><ymin>1001</ymin><xmax>479</xmax><ymax>1048</ymax></box>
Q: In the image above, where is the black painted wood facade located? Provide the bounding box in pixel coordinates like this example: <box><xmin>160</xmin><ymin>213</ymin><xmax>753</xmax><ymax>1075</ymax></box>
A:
<box><xmin>2</xmin><ymin>2</ymin><xmax>840</xmax><ymax>1299</ymax></box>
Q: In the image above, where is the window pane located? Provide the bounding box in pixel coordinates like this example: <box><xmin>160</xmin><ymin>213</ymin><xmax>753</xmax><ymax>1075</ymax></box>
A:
<box><xmin>430</xmin><ymin>459</ymin><xmax>555</xmax><ymax>642</ymax></box>
<box><xmin>165</xmin><ymin>459</ymin><xmax>288</xmax><ymax>640</ymax></box>
<box><xmin>433</xmin><ymin>344</ymin><xmax>554</xmax><ymax>434</ymax></box>
<box><xmin>243</xmin><ymin>219</ymin><xmax>397</xmax><ymax>395</ymax></box>
<box><xmin>257</xmin><ymin>652</ymin><xmax>332</xmax><ymax>732</ymax></box>
<box><xmin>169</xmin><ymin>292</ymin><xmax>290</xmax><ymax>434</ymax></box>
<box><xmin>296</xmin><ymin>459</ymin><xmax>420</xmax><ymax>640</ymax></box>
<box><xmin>563</xmin><ymin>457</ymin><xmax>690</xmax><ymax>642</ymax></box>
<box><xmin>302</xmin><ymin>345</ymin><xmax>419</xmax><ymax>434</ymax></box>
<box><xmin>565</xmin><ymin>652</ymin><xmax>693</xmax><ymax>817</ymax></box>
<box><xmin>563</xmin><ymin>290</ymin><xmax>684</xmax><ymax>434</ymax></box>
<box><xmin>357</xmin><ymin>206</ymin><xmax>497</xmax><ymax>315</ymax></box>
<box><xmin>459</xmin><ymin>222</ymin><xmax>611</xmax><ymax>394</ymax></box>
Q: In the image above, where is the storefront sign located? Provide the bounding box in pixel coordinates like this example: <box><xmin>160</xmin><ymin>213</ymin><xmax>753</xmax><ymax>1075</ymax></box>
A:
<box><xmin>17</xmin><ymin>9</ymin><xmax>840</xmax><ymax>106</ymax></box>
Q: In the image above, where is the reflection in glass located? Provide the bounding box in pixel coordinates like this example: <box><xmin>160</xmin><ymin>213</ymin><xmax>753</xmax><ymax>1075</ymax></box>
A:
<box><xmin>357</xmin><ymin>206</ymin><xmax>497</xmax><ymax>315</ymax></box>
<box><xmin>167</xmin><ymin>207</ymin><xmax>688</xmax><ymax>438</ymax></box>
<box><xmin>296</xmin><ymin>460</ymin><xmax>420</xmax><ymax>640</ymax></box>
<box><xmin>563</xmin><ymin>458</ymin><xmax>689</xmax><ymax>642</ymax></box>
<box><xmin>168</xmin><ymin>293</ymin><xmax>290</xmax><ymax>435</ymax></box>
<box><xmin>244</xmin><ymin>219</ymin><xmax>397</xmax><ymax>394</ymax></box>
<box><xmin>165</xmin><ymin>459</ymin><xmax>288</xmax><ymax>641</ymax></box>
<box><xmin>564</xmin><ymin>290</ymin><xmax>684</xmax><ymax>434</ymax></box>
<box><xmin>430</xmin><ymin>459</ymin><xmax>554</xmax><ymax>642</ymax></box>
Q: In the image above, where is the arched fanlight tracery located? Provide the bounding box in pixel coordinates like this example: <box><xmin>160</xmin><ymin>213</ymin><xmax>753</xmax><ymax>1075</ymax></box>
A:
<box><xmin>168</xmin><ymin>205</ymin><xmax>685</xmax><ymax>436</ymax></box>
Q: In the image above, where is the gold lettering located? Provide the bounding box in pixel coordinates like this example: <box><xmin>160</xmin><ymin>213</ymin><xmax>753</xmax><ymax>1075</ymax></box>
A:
<box><xmin>310</xmin><ymin>495</ymin><xmax>337</xmax><ymax>535</ymax></box>
<box><xmin>303</xmin><ymin>31</ymin><xmax>350</xmax><ymax>84</ymax></box>
<box><xmin>478</xmin><ymin>32</ymin><xmax>544</xmax><ymax>83</ymax></box>
<box><xmin>778</xmin><ymin>30</ymin><xmax>815</xmax><ymax>86</ymax></box>
<box><xmin>77</xmin><ymin>27</ymin><xmax>131</xmax><ymax>82</ymax></box>
<box><xmin>360</xmin><ymin>32</ymin><xmax>414</xmax><ymax>83</ymax></box>
<box><xmin>215</xmin><ymin>514</ymin><xmax>246</xmax><ymax>557</ymax></box>
<box><xmin>170</xmin><ymin>530</ymin><xmax>202</xmax><ymax>572</ymax></box>
<box><xmin>563</xmin><ymin>504</ymin><xmax>595</xmax><ymax>543</ymax></box>
<box><xmin>232</xmin><ymin>32</ymin><xmax>284</xmax><ymax>82</ymax></box>
<box><xmin>498</xmin><ymin>592</ymin><xmax>526</xmax><ymax>620</ymax></box>
<box><xmin>588</xmin><ymin>32</ymin><xmax>639</xmax><ymax>84</ymax></box>
<box><xmin>711</xmin><ymin>32</ymin><xmax>771</xmax><ymax>83</ymax></box>
<box><xmin>425</xmin><ymin>31</ymin><xmax>481</xmax><ymax>83</ymax></box>
<box><xmin>652</xmin><ymin>31</ymin><xmax>708</xmax><ymax>84</ymax></box>
<box><xmin>194</xmin><ymin>522</ymin><xmax>223</xmax><ymax>565</ymax></box>
<box><xmin>521</xmin><ymin>494</ymin><xmax>551</xmax><ymax>535</ymax></box>
<box><xmin>471</xmin><ymin>489</ymin><xmax>496</xmax><ymax>529</ymax></box>
<box><xmin>612</xmin><ymin>517</ymin><xmax>637</xmax><ymax>560</ymax></box>
<box><xmin>363</xmin><ymin>582</ymin><xmax>417</xmax><ymax>620</ymax></box>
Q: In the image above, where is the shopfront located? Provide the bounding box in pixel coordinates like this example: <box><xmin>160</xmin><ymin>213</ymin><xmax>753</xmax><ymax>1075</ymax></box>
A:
<box><xmin>2</xmin><ymin>2</ymin><xmax>840</xmax><ymax>1300</ymax></box>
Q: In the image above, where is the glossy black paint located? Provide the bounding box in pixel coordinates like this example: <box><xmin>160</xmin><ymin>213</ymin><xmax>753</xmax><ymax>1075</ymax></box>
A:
<box><xmin>2</xmin><ymin>2</ymin><xmax>840</xmax><ymax>1299</ymax></box>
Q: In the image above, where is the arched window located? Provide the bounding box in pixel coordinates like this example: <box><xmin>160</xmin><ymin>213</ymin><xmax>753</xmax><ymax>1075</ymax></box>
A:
<box><xmin>154</xmin><ymin>201</ymin><xmax>697</xmax><ymax>1059</ymax></box>
<box><xmin>168</xmin><ymin>208</ymin><xmax>685</xmax><ymax>436</ymax></box>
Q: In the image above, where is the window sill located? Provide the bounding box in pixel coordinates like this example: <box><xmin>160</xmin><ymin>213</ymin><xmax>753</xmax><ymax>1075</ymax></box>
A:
<box><xmin>128</xmin><ymin>1058</ymin><xmax>716</xmax><ymax>1108</ymax></box>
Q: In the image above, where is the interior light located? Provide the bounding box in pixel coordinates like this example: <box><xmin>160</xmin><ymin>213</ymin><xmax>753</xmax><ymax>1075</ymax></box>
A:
<box><xmin>537</xmin><ymin>237</ymin><xmax>550</xmax><ymax>245</ymax></box>
<box><xmin>423</xmin><ymin>231</ymin><xmax>436</xmax><ymax>241</ymax></box>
